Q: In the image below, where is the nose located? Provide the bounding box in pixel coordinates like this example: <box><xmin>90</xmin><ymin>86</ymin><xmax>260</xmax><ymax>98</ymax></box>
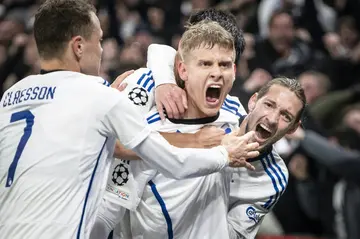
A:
<box><xmin>210</xmin><ymin>65</ymin><xmax>222</xmax><ymax>81</ymax></box>
<box><xmin>266</xmin><ymin>111</ymin><xmax>279</xmax><ymax>126</ymax></box>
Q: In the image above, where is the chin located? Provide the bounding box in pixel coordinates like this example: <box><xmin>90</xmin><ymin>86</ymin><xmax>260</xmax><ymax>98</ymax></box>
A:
<box><xmin>201</xmin><ymin>107</ymin><xmax>220</xmax><ymax>117</ymax></box>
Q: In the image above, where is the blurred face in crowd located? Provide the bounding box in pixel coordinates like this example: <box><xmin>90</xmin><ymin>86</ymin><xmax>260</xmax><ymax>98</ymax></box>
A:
<box><xmin>246</xmin><ymin>84</ymin><xmax>302</xmax><ymax>151</ymax></box>
<box><xmin>76</xmin><ymin>12</ymin><xmax>103</xmax><ymax>76</ymax></box>
<box><xmin>339</xmin><ymin>23</ymin><xmax>359</xmax><ymax>49</ymax></box>
<box><xmin>268</xmin><ymin>13</ymin><xmax>294</xmax><ymax>54</ymax></box>
<box><xmin>178</xmin><ymin>44</ymin><xmax>236</xmax><ymax>118</ymax></box>
<box><xmin>299</xmin><ymin>74</ymin><xmax>324</xmax><ymax>104</ymax></box>
<box><xmin>343</xmin><ymin>109</ymin><xmax>360</xmax><ymax>134</ymax></box>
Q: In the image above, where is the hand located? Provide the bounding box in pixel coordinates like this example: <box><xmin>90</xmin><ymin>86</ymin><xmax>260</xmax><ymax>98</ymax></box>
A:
<box><xmin>13</xmin><ymin>33</ymin><xmax>28</xmax><ymax>48</ymax></box>
<box><xmin>194</xmin><ymin>126</ymin><xmax>226</xmax><ymax>148</ymax></box>
<box><xmin>288</xmin><ymin>154</ymin><xmax>309</xmax><ymax>180</ymax></box>
<box><xmin>222</xmin><ymin>131</ymin><xmax>260</xmax><ymax>170</ymax></box>
<box><xmin>285</xmin><ymin>127</ymin><xmax>305</xmax><ymax>141</ymax></box>
<box><xmin>155</xmin><ymin>84</ymin><xmax>187</xmax><ymax>120</ymax></box>
<box><xmin>111</xmin><ymin>70</ymin><xmax>134</xmax><ymax>92</ymax></box>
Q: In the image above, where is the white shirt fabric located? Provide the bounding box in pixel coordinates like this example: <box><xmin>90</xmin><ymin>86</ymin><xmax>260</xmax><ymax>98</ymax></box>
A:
<box><xmin>129</xmin><ymin>104</ymin><xmax>242</xmax><ymax>239</ymax></box>
<box><xmin>227</xmin><ymin>149</ymin><xmax>288</xmax><ymax>239</ymax></box>
<box><xmin>0</xmin><ymin>69</ymin><xmax>230</xmax><ymax>239</ymax></box>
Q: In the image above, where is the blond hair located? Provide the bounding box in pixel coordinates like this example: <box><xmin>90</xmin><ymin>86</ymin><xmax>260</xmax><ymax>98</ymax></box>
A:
<box><xmin>178</xmin><ymin>20</ymin><xmax>235</xmax><ymax>62</ymax></box>
<box><xmin>176</xmin><ymin>20</ymin><xmax>235</xmax><ymax>88</ymax></box>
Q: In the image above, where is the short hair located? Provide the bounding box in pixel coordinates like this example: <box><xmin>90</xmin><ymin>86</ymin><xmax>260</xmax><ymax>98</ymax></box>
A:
<box><xmin>187</xmin><ymin>8</ymin><xmax>245</xmax><ymax>64</ymax></box>
<box><xmin>268</xmin><ymin>10</ymin><xmax>293</xmax><ymax>27</ymax></box>
<box><xmin>257</xmin><ymin>77</ymin><xmax>306</xmax><ymax>123</ymax></box>
<box><xmin>34</xmin><ymin>0</ymin><xmax>96</xmax><ymax>60</ymax></box>
<box><xmin>176</xmin><ymin>20</ymin><xmax>235</xmax><ymax>88</ymax></box>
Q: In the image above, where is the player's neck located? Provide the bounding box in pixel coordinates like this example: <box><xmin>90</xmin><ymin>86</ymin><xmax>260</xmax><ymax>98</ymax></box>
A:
<box><xmin>40</xmin><ymin>58</ymin><xmax>80</xmax><ymax>73</ymax></box>
<box><xmin>183</xmin><ymin>99</ymin><xmax>208</xmax><ymax>119</ymax></box>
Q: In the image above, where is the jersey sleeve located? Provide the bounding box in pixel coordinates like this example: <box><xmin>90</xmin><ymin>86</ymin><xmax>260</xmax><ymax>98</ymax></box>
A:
<box><xmin>146</xmin><ymin>44</ymin><xmax>177</xmax><ymax>87</ymax></box>
<box><xmin>227</xmin><ymin>150</ymin><xmax>288</xmax><ymax>238</ymax></box>
<box><xmin>103</xmin><ymin>157</ymin><xmax>157</xmax><ymax>209</ymax></box>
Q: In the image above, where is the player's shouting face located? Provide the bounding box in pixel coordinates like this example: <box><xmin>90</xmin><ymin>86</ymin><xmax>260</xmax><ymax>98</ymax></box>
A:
<box><xmin>245</xmin><ymin>82</ymin><xmax>304</xmax><ymax>151</ymax></box>
<box><xmin>178</xmin><ymin>43</ymin><xmax>235</xmax><ymax>118</ymax></box>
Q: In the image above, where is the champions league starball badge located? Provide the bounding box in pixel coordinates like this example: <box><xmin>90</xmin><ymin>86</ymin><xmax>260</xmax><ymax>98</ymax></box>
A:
<box><xmin>128</xmin><ymin>87</ymin><xmax>149</xmax><ymax>106</ymax></box>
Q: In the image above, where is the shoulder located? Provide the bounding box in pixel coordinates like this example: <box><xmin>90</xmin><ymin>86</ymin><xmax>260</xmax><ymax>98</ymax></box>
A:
<box><xmin>123</xmin><ymin>68</ymin><xmax>155</xmax><ymax>93</ymax></box>
<box><xmin>221</xmin><ymin>94</ymin><xmax>247</xmax><ymax>117</ymax></box>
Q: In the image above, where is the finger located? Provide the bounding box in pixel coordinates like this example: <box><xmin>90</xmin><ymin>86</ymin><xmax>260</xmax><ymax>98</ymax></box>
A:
<box><xmin>181</xmin><ymin>91</ymin><xmax>188</xmax><ymax>109</ymax></box>
<box><xmin>241</xmin><ymin>131</ymin><xmax>256</xmax><ymax>141</ymax></box>
<box><xmin>174</xmin><ymin>96</ymin><xmax>185</xmax><ymax>118</ymax></box>
<box><xmin>156</xmin><ymin>102</ymin><xmax>166</xmax><ymax>121</ymax></box>
<box><xmin>162</xmin><ymin>100</ymin><xmax>173</xmax><ymax>119</ymax></box>
<box><xmin>246</xmin><ymin>151</ymin><xmax>260</xmax><ymax>158</ymax></box>
<box><xmin>117</xmin><ymin>82</ymin><xmax>128</xmax><ymax>92</ymax></box>
<box><xmin>245</xmin><ymin>142</ymin><xmax>260</xmax><ymax>151</ymax></box>
<box><xmin>111</xmin><ymin>70</ymin><xmax>134</xmax><ymax>88</ymax></box>
<box><xmin>245</xmin><ymin>162</ymin><xmax>255</xmax><ymax>171</ymax></box>
<box><xmin>166</xmin><ymin>98</ymin><xmax>180</xmax><ymax>119</ymax></box>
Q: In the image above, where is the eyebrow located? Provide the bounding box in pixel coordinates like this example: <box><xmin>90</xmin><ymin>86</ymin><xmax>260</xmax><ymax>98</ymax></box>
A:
<box><xmin>266</xmin><ymin>99</ymin><xmax>295</xmax><ymax>119</ymax></box>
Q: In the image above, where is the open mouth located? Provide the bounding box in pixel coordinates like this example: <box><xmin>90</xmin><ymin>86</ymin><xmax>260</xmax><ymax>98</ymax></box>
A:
<box><xmin>255</xmin><ymin>123</ymin><xmax>272</xmax><ymax>140</ymax></box>
<box><xmin>206</xmin><ymin>85</ymin><xmax>221</xmax><ymax>103</ymax></box>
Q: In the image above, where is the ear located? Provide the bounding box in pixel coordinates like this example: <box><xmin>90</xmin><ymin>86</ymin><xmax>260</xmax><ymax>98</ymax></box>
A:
<box><xmin>287</xmin><ymin>121</ymin><xmax>301</xmax><ymax>134</ymax></box>
<box><xmin>232</xmin><ymin>63</ymin><xmax>236</xmax><ymax>82</ymax></box>
<box><xmin>248</xmin><ymin>92</ymin><xmax>258</xmax><ymax>113</ymax></box>
<box><xmin>177</xmin><ymin>60</ymin><xmax>188</xmax><ymax>82</ymax></box>
<box><xmin>71</xmin><ymin>36</ymin><xmax>84</xmax><ymax>60</ymax></box>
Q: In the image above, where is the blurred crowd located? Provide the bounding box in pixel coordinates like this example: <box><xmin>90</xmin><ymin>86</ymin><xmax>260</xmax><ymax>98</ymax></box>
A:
<box><xmin>1</xmin><ymin>0</ymin><xmax>360</xmax><ymax>238</ymax></box>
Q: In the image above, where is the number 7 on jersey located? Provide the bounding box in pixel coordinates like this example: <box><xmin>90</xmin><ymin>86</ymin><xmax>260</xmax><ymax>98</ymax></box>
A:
<box><xmin>6</xmin><ymin>110</ymin><xmax>35</xmax><ymax>187</ymax></box>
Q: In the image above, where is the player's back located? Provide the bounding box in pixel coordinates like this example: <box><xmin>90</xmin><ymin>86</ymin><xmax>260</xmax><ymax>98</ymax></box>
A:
<box><xmin>0</xmin><ymin>71</ymin><xmax>118</xmax><ymax>239</ymax></box>
<box><xmin>130</xmin><ymin>107</ymin><xmax>240</xmax><ymax>239</ymax></box>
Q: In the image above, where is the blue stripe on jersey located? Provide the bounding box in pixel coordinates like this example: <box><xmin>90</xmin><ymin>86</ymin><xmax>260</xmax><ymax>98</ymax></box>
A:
<box><xmin>77</xmin><ymin>137</ymin><xmax>108</xmax><ymax>239</ymax></box>
<box><xmin>270</xmin><ymin>153</ymin><xmax>287</xmax><ymax>184</ymax></box>
<box><xmin>222</xmin><ymin>101</ymin><xmax>238</xmax><ymax>114</ymax></box>
<box><xmin>261</xmin><ymin>153</ymin><xmax>287</xmax><ymax>210</ymax></box>
<box><xmin>137</xmin><ymin>70</ymin><xmax>154</xmax><ymax>92</ymax></box>
<box><xmin>221</xmin><ymin>106</ymin><xmax>236</xmax><ymax>115</ymax></box>
<box><xmin>260</xmin><ymin>157</ymin><xmax>279</xmax><ymax>210</ymax></box>
<box><xmin>103</xmin><ymin>79</ymin><xmax>110</xmax><ymax>87</ymax></box>
<box><xmin>265</xmin><ymin>155</ymin><xmax>285</xmax><ymax>196</ymax></box>
<box><xmin>148</xmin><ymin>81</ymin><xmax>155</xmax><ymax>92</ymax></box>
<box><xmin>225</xmin><ymin>97</ymin><xmax>240</xmax><ymax>108</ymax></box>
<box><xmin>146</xmin><ymin>112</ymin><xmax>160</xmax><ymax>121</ymax></box>
<box><xmin>148</xmin><ymin>180</ymin><xmax>173</xmax><ymax>239</ymax></box>
<box><xmin>147</xmin><ymin>117</ymin><xmax>161</xmax><ymax>124</ymax></box>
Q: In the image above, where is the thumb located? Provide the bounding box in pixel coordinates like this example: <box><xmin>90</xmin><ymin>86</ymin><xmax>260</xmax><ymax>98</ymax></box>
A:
<box><xmin>242</xmin><ymin>131</ymin><xmax>256</xmax><ymax>142</ymax></box>
<box><xmin>230</xmin><ymin>128</ymin><xmax>241</xmax><ymax>136</ymax></box>
<box><xmin>156</xmin><ymin>102</ymin><xmax>166</xmax><ymax>121</ymax></box>
<box><xmin>111</xmin><ymin>70</ymin><xmax>134</xmax><ymax>88</ymax></box>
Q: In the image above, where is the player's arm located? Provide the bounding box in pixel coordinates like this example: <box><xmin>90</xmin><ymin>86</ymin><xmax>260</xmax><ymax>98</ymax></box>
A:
<box><xmin>113</xmin><ymin>126</ymin><xmax>226</xmax><ymax>159</ymax></box>
<box><xmin>101</xmin><ymin>86</ymin><xmax>258</xmax><ymax>179</ymax></box>
<box><xmin>147</xmin><ymin>44</ymin><xmax>187</xmax><ymax>119</ymax></box>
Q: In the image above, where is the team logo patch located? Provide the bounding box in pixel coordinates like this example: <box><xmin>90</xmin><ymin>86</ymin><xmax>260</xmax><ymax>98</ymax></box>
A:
<box><xmin>128</xmin><ymin>87</ymin><xmax>148</xmax><ymax>106</ymax></box>
<box><xmin>246</xmin><ymin>206</ymin><xmax>260</xmax><ymax>224</ymax></box>
<box><xmin>112</xmin><ymin>162</ymin><xmax>129</xmax><ymax>186</ymax></box>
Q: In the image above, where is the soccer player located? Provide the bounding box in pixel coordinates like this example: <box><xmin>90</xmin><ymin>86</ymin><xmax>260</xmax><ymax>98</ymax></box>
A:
<box><xmin>93</xmin><ymin>20</ymin><xmax>250</xmax><ymax>239</ymax></box>
<box><xmin>0</xmin><ymin>1</ymin><xmax>260</xmax><ymax>239</ymax></box>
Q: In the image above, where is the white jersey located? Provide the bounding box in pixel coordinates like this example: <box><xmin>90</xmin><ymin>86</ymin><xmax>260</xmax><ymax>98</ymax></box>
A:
<box><xmin>0</xmin><ymin>70</ymin><xmax>152</xmax><ymax>239</ymax></box>
<box><xmin>228</xmin><ymin>148</ymin><xmax>288</xmax><ymax>238</ymax></box>
<box><xmin>104</xmin><ymin>95</ymin><xmax>245</xmax><ymax>239</ymax></box>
